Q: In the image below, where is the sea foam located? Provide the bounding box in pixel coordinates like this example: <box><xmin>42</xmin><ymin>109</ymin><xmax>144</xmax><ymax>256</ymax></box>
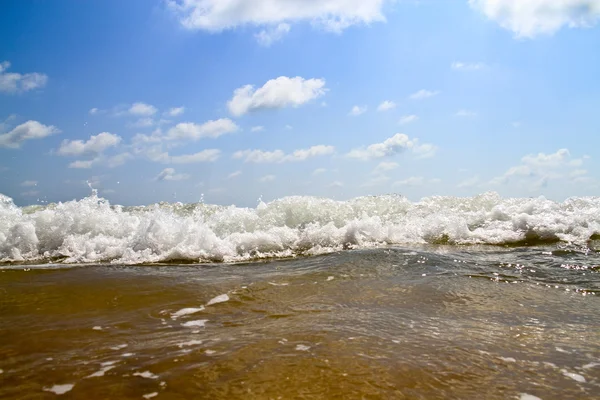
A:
<box><xmin>1</xmin><ymin>192</ymin><xmax>599</xmax><ymax>265</ymax></box>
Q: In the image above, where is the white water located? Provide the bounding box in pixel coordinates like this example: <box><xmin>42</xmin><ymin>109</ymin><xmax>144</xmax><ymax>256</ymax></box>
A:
<box><xmin>1</xmin><ymin>191</ymin><xmax>599</xmax><ymax>265</ymax></box>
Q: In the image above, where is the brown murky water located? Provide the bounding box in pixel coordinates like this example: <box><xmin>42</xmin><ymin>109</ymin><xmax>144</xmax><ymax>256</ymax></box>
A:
<box><xmin>1</xmin><ymin>246</ymin><xmax>599</xmax><ymax>399</ymax></box>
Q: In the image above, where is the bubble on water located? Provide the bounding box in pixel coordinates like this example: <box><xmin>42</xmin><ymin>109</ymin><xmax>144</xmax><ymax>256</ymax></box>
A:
<box><xmin>133</xmin><ymin>371</ymin><xmax>159</xmax><ymax>380</ymax></box>
<box><xmin>561</xmin><ymin>369</ymin><xmax>586</xmax><ymax>383</ymax></box>
<box><xmin>206</xmin><ymin>294</ymin><xmax>229</xmax><ymax>306</ymax></box>
<box><xmin>43</xmin><ymin>384</ymin><xmax>74</xmax><ymax>395</ymax></box>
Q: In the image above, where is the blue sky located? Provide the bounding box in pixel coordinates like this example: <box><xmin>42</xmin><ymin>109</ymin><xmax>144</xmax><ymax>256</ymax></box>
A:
<box><xmin>1</xmin><ymin>0</ymin><xmax>599</xmax><ymax>207</ymax></box>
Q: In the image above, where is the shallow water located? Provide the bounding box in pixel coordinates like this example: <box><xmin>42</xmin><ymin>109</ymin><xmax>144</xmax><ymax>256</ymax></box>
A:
<box><xmin>1</xmin><ymin>246</ymin><xmax>599</xmax><ymax>399</ymax></box>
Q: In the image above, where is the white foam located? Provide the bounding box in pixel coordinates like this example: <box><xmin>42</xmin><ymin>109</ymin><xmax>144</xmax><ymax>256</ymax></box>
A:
<box><xmin>133</xmin><ymin>371</ymin><xmax>159</xmax><ymax>379</ymax></box>
<box><xmin>0</xmin><ymin>369</ymin><xmax>3</xmax><ymax>374</ymax></box>
<box><xmin>499</xmin><ymin>357</ymin><xmax>516</xmax><ymax>363</ymax></box>
<box><xmin>295</xmin><ymin>344</ymin><xmax>311</xmax><ymax>351</ymax></box>
<box><xmin>206</xmin><ymin>294</ymin><xmax>229</xmax><ymax>306</ymax></box>
<box><xmin>520</xmin><ymin>394</ymin><xmax>542</xmax><ymax>400</ymax></box>
<box><xmin>326</xmin><ymin>276</ymin><xmax>334</xmax><ymax>281</ymax></box>
<box><xmin>582</xmin><ymin>362</ymin><xmax>600</xmax><ymax>369</ymax></box>
<box><xmin>121</xmin><ymin>353</ymin><xmax>134</xmax><ymax>357</ymax></box>
<box><xmin>561</xmin><ymin>369</ymin><xmax>586</xmax><ymax>383</ymax></box>
<box><xmin>181</xmin><ymin>320</ymin><xmax>208</xmax><ymax>328</ymax></box>
<box><xmin>86</xmin><ymin>365</ymin><xmax>115</xmax><ymax>378</ymax></box>
<box><xmin>171</xmin><ymin>307</ymin><xmax>204</xmax><ymax>320</ymax></box>
<box><xmin>177</xmin><ymin>340</ymin><xmax>203</xmax><ymax>347</ymax></box>
<box><xmin>92</xmin><ymin>326</ymin><xmax>103</xmax><ymax>330</ymax></box>
<box><xmin>143</xmin><ymin>393</ymin><xmax>158</xmax><ymax>399</ymax></box>
<box><xmin>43</xmin><ymin>384</ymin><xmax>74</xmax><ymax>395</ymax></box>
<box><xmin>110</xmin><ymin>344</ymin><xmax>128</xmax><ymax>350</ymax></box>
<box><xmin>205</xmin><ymin>350</ymin><xmax>216</xmax><ymax>355</ymax></box>
<box><xmin>2</xmin><ymin>192</ymin><xmax>600</xmax><ymax>265</ymax></box>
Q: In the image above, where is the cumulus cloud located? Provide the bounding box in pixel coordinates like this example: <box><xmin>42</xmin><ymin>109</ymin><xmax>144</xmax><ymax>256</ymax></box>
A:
<box><xmin>409</xmin><ymin>89</ymin><xmax>440</xmax><ymax>100</ymax></box>
<box><xmin>349</xmin><ymin>105</ymin><xmax>367</xmax><ymax>116</ymax></box>
<box><xmin>399</xmin><ymin>115</ymin><xmax>418</xmax><ymax>125</ymax></box>
<box><xmin>259</xmin><ymin>174</ymin><xmax>276</xmax><ymax>183</ymax></box>
<box><xmin>57</xmin><ymin>132</ymin><xmax>122</xmax><ymax>156</ymax></box>
<box><xmin>0</xmin><ymin>61</ymin><xmax>48</xmax><ymax>93</ymax></box>
<box><xmin>233</xmin><ymin>145</ymin><xmax>334</xmax><ymax>163</ymax></box>
<box><xmin>167</xmin><ymin>0</ymin><xmax>387</xmax><ymax>33</ymax></box>
<box><xmin>346</xmin><ymin>133</ymin><xmax>436</xmax><ymax>160</ymax></box>
<box><xmin>255</xmin><ymin>23</ymin><xmax>291</xmax><ymax>46</ymax></box>
<box><xmin>0</xmin><ymin>120</ymin><xmax>60</xmax><ymax>148</ymax></box>
<box><xmin>129</xmin><ymin>102</ymin><xmax>157</xmax><ymax>116</ymax></box>
<box><xmin>227</xmin><ymin>76</ymin><xmax>327</xmax><ymax>116</ymax></box>
<box><xmin>89</xmin><ymin>108</ymin><xmax>103</xmax><ymax>115</ymax></box>
<box><xmin>155</xmin><ymin>167</ymin><xmax>190</xmax><ymax>181</ymax></box>
<box><xmin>165</xmin><ymin>107</ymin><xmax>185</xmax><ymax>117</ymax></box>
<box><xmin>377</xmin><ymin>100</ymin><xmax>396</xmax><ymax>111</ymax></box>
<box><xmin>167</xmin><ymin>118</ymin><xmax>239</xmax><ymax>140</ymax></box>
<box><xmin>69</xmin><ymin>159</ymin><xmax>95</xmax><ymax>169</ymax></box>
<box><xmin>490</xmin><ymin>148</ymin><xmax>587</xmax><ymax>185</ymax></box>
<box><xmin>374</xmin><ymin>161</ymin><xmax>398</xmax><ymax>173</ymax></box>
<box><xmin>228</xmin><ymin>170</ymin><xmax>242</xmax><ymax>179</ymax></box>
<box><xmin>451</xmin><ymin>62</ymin><xmax>486</xmax><ymax>70</ymax></box>
<box><xmin>171</xmin><ymin>149</ymin><xmax>221</xmax><ymax>163</ymax></box>
<box><xmin>469</xmin><ymin>0</ymin><xmax>600</xmax><ymax>38</ymax></box>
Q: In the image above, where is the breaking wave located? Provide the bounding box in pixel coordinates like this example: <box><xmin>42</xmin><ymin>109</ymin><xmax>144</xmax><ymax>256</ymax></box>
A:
<box><xmin>1</xmin><ymin>191</ymin><xmax>599</xmax><ymax>264</ymax></box>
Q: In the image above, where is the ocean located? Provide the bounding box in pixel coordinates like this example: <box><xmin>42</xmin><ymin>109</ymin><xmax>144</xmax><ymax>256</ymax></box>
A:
<box><xmin>1</xmin><ymin>192</ymin><xmax>599</xmax><ymax>399</ymax></box>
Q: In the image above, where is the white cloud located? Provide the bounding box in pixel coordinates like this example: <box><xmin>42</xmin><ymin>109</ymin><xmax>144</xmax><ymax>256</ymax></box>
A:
<box><xmin>233</xmin><ymin>145</ymin><xmax>334</xmax><ymax>163</ymax></box>
<box><xmin>312</xmin><ymin>168</ymin><xmax>327</xmax><ymax>175</ymax></box>
<box><xmin>455</xmin><ymin>109</ymin><xmax>477</xmax><ymax>117</ymax></box>
<box><xmin>349</xmin><ymin>105</ymin><xmax>367</xmax><ymax>116</ymax></box>
<box><xmin>512</xmin><ymin>121</ymin><xmax>522</xmax><ymax>128</ymax></box>
<box><xmin>167</xmin><ymin>0</ymin><xmax>387</xmax><ymax>33</ymax></box>
<box><xmin>451</xmin><ymin>62</ymin><xmax>486</xmax><ymax>70</ymax></box>
<box><xmin>107</xmin><ymin>152</ymin><xmax>133</xmax><ymax>168</ymax></box>
<box><xmin>129</xmin><ymin>118</ymin><xmax>155</xmax><ymax>128</ymax></box>
<box><xmin>490</xmin><ymin>148</ymin><xmax>586</xmax><ymax>185</ymax></box>
<box><xmin>255</xmin><ymin>23</ymin><xmax>291</xmax><ymax>46</ymax></box>
<box><xmin>171</xmin><ymin>149</ymin><xmax>221</xmax><ymax>163</ymax></box>
<box><xmin>228</xmin><ymin>170</ymin><xmax>242</xmax><ymax>179</ymax></box>
<box><xmin>374</xmin><ymin>161</ymin><xmax>398</xmax><ymax>173</ymax></box>
<box><xmin>129</xmin><ymin>102</ymin><xmax>157</xmax><ymax>116</ymax></box>
<box><xmin>0</xmin><ymin>120</ymin><xmax>60</xmax><ymax>148</ymax></box>
<box><xmin>377</xmin><ymin>100</ymin><xmax>396</xmax><ymax>111</ymax></box>
<box><xmin>21</xmin><ymin>190</ymin><xmax>40</xmax><ymax>197</ymax></box>
<box><xmin>57</xmin><ymin>132</ymin><xmax>122</xmax><ymax>156</ymax></box>
<box><xmin>69</xmin><ymin>159</ymin><xmax>95</xmax><ymax>169</ymax></box>
<box><xmin>227</xmin><ymin>76</ymin><xmax>327</xmax><ymax>116</ymax></box>
<box><xmin>393</xmin><ymin>176</ymin><xmax>440</xmax><ymax>187</ymax></box>
<box><xmin>167</xmin><ymin>118</ymin><xmax>239</xmax><ymax>140</ymax></box>
<box><xmin>399</xmin><ymin>115</ymin><xmax>418</xmax><ymax>125</ymax></box>
<box><xmin>89</xmin><ymin>108</ymin><xmax>102</xmax><ymax>115</ymax></box>
<box><xmin>155</xmin><ymin>168</ymin><xmax>190</xmax><ymax>181</ymax></box>
<box><xmin>284</xmin><ymin>124</ymin><xmax>293</xmax><ymax>130</ymax></box>
<box><xmin>457</xmin><ymin>175</ymin><xmax>480</xmax><ymax>188</ymax></box>
<box><xmin>346</xmin><ymin>133</ymin><xmax>436</xmax><ymax>160</ymax></box>
<box><xmin>250</xmin><ymin>126</ymin><xmax>264</xmax><ymax>132</ymax></box>
<box><xmin>469</xmin><ymin>0</ymin><xmax>600</xmax><ymax>38</ymax></box>
<box><xmin>409</xmin><ymin>89</ymin><xmax>440</xmax><ymax>100</ymax></box>
<box><xmin>259</xmin><ymin>174</ymin><xmax>276</xmax><ymax>183</ymax></box>
<box><xmin>287</xmin><ymin>145</ymin><xmax>335</xmax><ymax>161</ymax></box>
<box><xmin>0</xmin><ymin>61</ymin><xmax>48</xmax><ymax>93</ymax></box>
<box><xmin>21</xmin><ymin>180</ymin><xmax>38</xmax><ymax>187</ymax></box>
<box><xmin>329</xmin><ymin>181</ymin><xmax>344</xmax><ymax>188</ymax></box>
<box><xmin>165</xmin><ymin>107</ymin><xmax>185</xmax><ymax>117</ymax></box>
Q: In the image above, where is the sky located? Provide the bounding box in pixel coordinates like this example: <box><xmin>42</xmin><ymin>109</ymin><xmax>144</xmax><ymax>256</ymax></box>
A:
<box><xmin>1</xmin><ymin>0</ymin><xmax>600</xmax><ymax>207</ymax></box>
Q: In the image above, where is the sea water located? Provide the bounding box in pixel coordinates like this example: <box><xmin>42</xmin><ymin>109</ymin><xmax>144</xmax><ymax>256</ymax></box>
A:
<box><xmin>0</xmin><ymin>192</ymin><xmax>599</xmax><ymax>399</ymax></box>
